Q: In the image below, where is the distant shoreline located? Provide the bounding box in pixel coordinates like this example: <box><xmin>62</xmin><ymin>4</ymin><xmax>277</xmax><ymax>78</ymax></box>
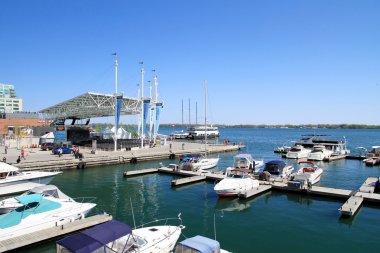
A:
<box><xmin>159</xmin><ymin>124</ymin><xmax>380</xmax><ymax>129</ymax></box>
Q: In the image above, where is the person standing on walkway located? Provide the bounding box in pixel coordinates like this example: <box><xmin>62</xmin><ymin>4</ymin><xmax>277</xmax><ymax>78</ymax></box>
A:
<box><xmin>21</xmin><ymin>149</ymin><xmax>26</xmax><ymax>160</ymax></box>
<box><xmin>4</xmin><ymin>144</ymin><xmax>7</xmax><ymax>154</ymax></box>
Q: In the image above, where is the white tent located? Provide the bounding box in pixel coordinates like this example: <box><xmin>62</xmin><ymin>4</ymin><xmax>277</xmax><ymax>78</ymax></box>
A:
<box><xmin>110</xmin><ymin>127</ymin><xmax>131</xmax><ymax>139</ymax></box>
<box><xmin>40</xmin><ymin>132</ymin><xmax>55</xmax><ymax>144</ymax></box>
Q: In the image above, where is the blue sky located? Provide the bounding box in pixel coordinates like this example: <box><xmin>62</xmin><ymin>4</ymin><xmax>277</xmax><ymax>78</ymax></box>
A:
<box><xmin>0</xmin><ymin>0</ymin><xmax>379</xmax><ymax>125</ymax></box>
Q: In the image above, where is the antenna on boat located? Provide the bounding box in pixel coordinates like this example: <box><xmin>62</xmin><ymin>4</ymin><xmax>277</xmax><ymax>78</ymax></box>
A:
<box><xmin>213</xmin><ymin>213</ymin><xmax>217</xmax><ymax>241</ymax></box>
<box><xmin>130</xmin><ymin>198</ymin><xmax>136</xmax><ymax>229</ymax></box>
<box><xmin>205</xmin><ymin>80</ymin><xmax>208</xmax><ymax>157</ymax></box>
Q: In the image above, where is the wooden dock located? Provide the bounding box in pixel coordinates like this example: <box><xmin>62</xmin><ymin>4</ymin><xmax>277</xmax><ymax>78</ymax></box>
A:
<box><xmin>359</xmin><ymin>177</ymin><xmax>377</xmax><ymax>193</ymax></box>
<box><xmin>171</xmin><ymin>175</ymin><xmax>206</xmax><ymax>186</ymax></box>
<box><xmin>0</xmin><ymin>214</ymin><xmax>112</xmax><ymax>253</ymax></box>
<box><xmin>324</xmin><ymin>155</ymin><xmax>347</xmax><ymax>162</ymax></box>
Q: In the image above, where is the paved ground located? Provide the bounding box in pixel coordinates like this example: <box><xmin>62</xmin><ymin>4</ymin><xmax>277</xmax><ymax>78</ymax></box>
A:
<box><xmin>0</xmin><ymin>141</ymin><xmax>217</xmax><ymax>165</ymax></box>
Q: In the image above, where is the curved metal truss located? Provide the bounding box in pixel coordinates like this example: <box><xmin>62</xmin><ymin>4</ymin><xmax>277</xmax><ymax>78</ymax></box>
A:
<box><xmin>39</xmin><ymin>92</ymin><xmax>144</xmax><ymax>120</ymax></box>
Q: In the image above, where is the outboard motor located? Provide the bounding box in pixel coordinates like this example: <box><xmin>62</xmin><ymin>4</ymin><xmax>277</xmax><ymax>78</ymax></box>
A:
<box><xmin>259</xmin><ymin>171</ymin><xmax>271</xmax><ymax>181</ymax></box>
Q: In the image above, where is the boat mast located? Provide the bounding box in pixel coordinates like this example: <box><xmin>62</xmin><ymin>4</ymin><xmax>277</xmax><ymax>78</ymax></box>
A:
<box><xmin>113</xmin><ymin>53</ymin><xmax>118</xmax><ymax>152</ymax></box>
<box><xmin>196</xmin><ymin>102</ymin><xmax>198</xmax><ymax>125</ymax></box>
<box><xmin>188</xmin><ymin>98</ymin><xmax>191</xmax><ymax>126</ymax></box>
<box><xmin>205</xmin><ymin>80</ymin><xmax>207</xmax><ymax>156</ymax></box>
<box><xmin>181</xmin><ymin>99</ymin><xmax>184</xmax><ymax>127</ymax></box>
<box><xmin>140</xmin><ymin>61</ymin><xmax>144</xmax><ymax>149</ymax></box>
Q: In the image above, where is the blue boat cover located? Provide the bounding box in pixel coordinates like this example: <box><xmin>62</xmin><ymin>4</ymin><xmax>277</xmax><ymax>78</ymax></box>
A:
<box><xmin>178</xmin><ymin>235</ymin><xmax>220</xmax><ymax>253</ymax></box>
<box><xmin>15</xmin><ymin>193</ymin><xmax>43</xmax><ymax>205</ymax></box>
<box><xmin>265</xmin><ymin>160</ymin><xmax>286</xmax><ymax>166</ymax></box>
<box><xmin>57</xmin><ymin>220</ymin><xmax>132</xmax><ymax>253</ymax></box>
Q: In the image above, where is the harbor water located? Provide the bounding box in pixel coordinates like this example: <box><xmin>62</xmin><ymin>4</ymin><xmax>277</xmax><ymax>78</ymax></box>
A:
<box><xmin>17</xmin><ymin>128</ymin><xmax>380</xmax><ymax>253</ymax></box>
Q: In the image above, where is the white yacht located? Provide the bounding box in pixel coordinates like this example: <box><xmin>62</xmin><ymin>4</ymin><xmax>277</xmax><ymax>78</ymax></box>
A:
<box><xmin>0</xmin><ymin>193</ymin><xmax>96</xmax><ymax>240</ymax></box>
<box><xmin>175</xmin><ymin>235</ymin><xmax>230</xmax><ymax>253</ymax></box>
<box><xmin>292</xmin><ymin>161</ymin><xmax>323</xmax><ymax>185</ymax></box>
<box><xmin>214</xmin><ymin>167</ymin><xmax>259</xmax><ymax>197</ymax></box>
<box><xmin>57</xmin><ymin>215</ymin><xmax>184</xmax><ymax>253</ymax></box>
<box><xmin>187</xmin><ymin>125</ymin><xmax>219</xmax><ymax>140</ymax></box>
<box><xmin>0</xmin><ymin>185</ymin><xmax>71</xmax><ymax>214</ymax></box>
<box><xmin>307</xmin><ymin>145</ymin><xmax>333</xmax><ymax>161</ymax></box>
<box><xmin>286</xmin><ymin>145</ymin><xmax>312</xmax><ymax>159</ymax></box>
<box><xmin>170</xmin><ymin>130</ymin><xmax>189</xmax><ymax>139</ymax></box>
<box><xmin>0</xmin><ymin>162</ymin><xmax>62</xmax><ymax>196</ymax></box>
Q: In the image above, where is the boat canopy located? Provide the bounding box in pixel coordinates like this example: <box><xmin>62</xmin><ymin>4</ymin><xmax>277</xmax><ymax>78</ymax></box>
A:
<box><xmin>29</xmin><ymin>185</ymin><xmax>70</xmax><ymax>199</ymax></box>
<box><xmin>57</xmin><ymin>220</ymin><xmax>132</xmax><ymax>253</ymax></box>
<box><xmin>177</xmin><ymin>235</ymin><xmax>221</xmax><ymax>253</ymax></box>
<box><xmin>234</xmin><ymin>154</ymin><xmax>253</xmax><ymax>160</ymax></box>
<box><xmin>15</xmin><ymin>193</ymin><xmax>43</xmax><ymax>205</ymax></box>
<box><xmin>0</xmin><ymin>162</ymin><xmax>19</xmax><ymax>173</ymax></box>
<box><xmin>264</xmin><ymin>160</ymin><xmax>286</xmax><ymax>175</ymax></box>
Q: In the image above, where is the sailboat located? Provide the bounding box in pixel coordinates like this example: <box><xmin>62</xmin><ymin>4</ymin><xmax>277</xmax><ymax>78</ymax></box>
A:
<box><xmin>181</xmin><ymin>81</ymin><xmax>219</xmax><ymax>172</ymax></box>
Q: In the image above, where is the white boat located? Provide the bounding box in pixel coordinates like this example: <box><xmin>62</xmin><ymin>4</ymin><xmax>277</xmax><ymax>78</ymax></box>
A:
<box><xmin>0</xmin><ymin>193</ymin><xmax>96</xmax><ymax>240</ymax></box>
<box><xmin>171</xmin><ymin>130</ymin><xmax>189</xmax><ymax>139</ymax></box>
<box><xmin>175</xmin><ymin>235</ymin><xmax>230</xmax><ymax>253</ymax></box>
<box><xmin>262</xmin><ymin>160</ymin><xmax>294</xmax><ymax>179</ymax></box>
<box><xmin>0</xmin><ymin>185</ymin><xmax>72</xmax><ymax>214</ymax></box>
<box><xmin>57</xmin><ymin>215</ymin><xmax>184</xmax><ymax>253</ymax></box>
<box><xmin>214</xmin><ymin>167</ymin><xmax>259</xmax><ymax>197</ymax></box>
<box><xmin>307</xmin><ymin>145</ymin><xmax>333</xmax><ymax>161</ymax></box>
<box><xmin>293</xmin><ymin>161</ymin><xmax>323</xmax><ymax>185</ymax></box>
<box><xmin>179</xmin><ymin>154</ymin><xmax>219</xmax><ymax>171</ymax></box>
<box><xmin>0</xmin><ymin>162</ymin><xmax>62</xmax><ymax>196</ymax></box>
<box><xmin>286</xmin><ymin>145</ymin><xmax>311</xmax><ymax>159</ymax></box>
<box><xmin>232</xmin><ymin>154</ymin><xmax>264</xmax><ymax>171</ymax></box>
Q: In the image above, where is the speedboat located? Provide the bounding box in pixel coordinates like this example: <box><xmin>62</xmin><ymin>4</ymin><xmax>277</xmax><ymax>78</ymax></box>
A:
<box><xmin>214</xmin><ymin>167</ymin><xmax>259</xmax><ymax>197</ymax></box>
<box><xmin>171</xmin><ymin>130</ymin><xmax>189</xmax><ymax>139</ymax></box>
<box><xmin>0</xmin><ymin>193</ymin><xmax>96</xmax><ymax>240</ymax></box>
<box><xmin>286</xmin><ymin>145</ymin><xmax>311</xmax><ymax>159</ymax></box>
<box><xmin>180</xmin><ymin>154</ymin><xmax>219</xmax><ymax>171</ymax></box>
<box><xmin>175</xmin><ymin>235</ymin><xmax>230</xmax><ymax>253</ymax></box>
<box><xmin>0</xmin><ymin>162</ymin><xmax>62</xmax><ymax>196</ymax></box>
<box><xmin>56</xmin><ymin>215</ymin><xmax>184</xmax><ymax>253</ymax></box>
<box><xmin>292</xmin><ymin>161</ymin><xmax>323</xmax><ymax>185</ymax></box>
<box><xmin>0</xmin><ymin>185</ymin><xmax>72</xmax><ymax>214</ymax></box>
<box><xmin>262</xmin><ymin>160</ymin><xmax>294</xmax><ymax>179</ymax></box>
<box><xmin>307</xmin><ymin>145</ymin><xmax>333</xmax><ymax>161</ymax></box>
<box><xmin>232</xmin><ymin>154</ymin><xmax>264</xmax><ymax>171</ymax></box>
<box><xmin>364</xmin><ymin>146</ymin><xmax>380</xmax><ymax>166</ymax></box>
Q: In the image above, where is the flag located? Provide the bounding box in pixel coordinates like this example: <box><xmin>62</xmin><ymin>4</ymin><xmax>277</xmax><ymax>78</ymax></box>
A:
<box><xmin>112</xmin><ymin>52</ymin><xmax>117</xmax><ymax>56</ymax></box>
<box><xmin>139</xmin><ymin>61</ymin><xmax>144</xmax><ymax>64</ymax></box>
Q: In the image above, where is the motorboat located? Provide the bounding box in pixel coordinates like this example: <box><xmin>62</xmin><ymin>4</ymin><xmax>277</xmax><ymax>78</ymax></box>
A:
<box><xmin>214</xmin><ymin>167</ymin><xmax>259</xmax><ymax>197</ymax></box>
<box><xmin>175</xmin><ymin>235</ymin><xmax>230</xmax><ymax>253</ymax></box>
<box><xmin>232</xmin><ymin>154</ymin><xmax>264</xmax><ymax>171</ymax></box>
<box><xmin>364</xmin><ymin>146</ymin><xmax>380</xmax><ymax>166</ymax></box>
<box><xmin>187</xmin><ymin>125</ymin><xmax>219</xmax><ymax>140</ymax></box>
<box><xmin>286</xmin><ymin>145</ymin><xmax>311</xmax><ymax>159</ymax></box>
<box><xmin>56</xmin><ymin>215</ymin><xmax>184</xmax><ymax>253</ymax></box>
<box><xmin>0</xmin><ymin>185</ymin><xmax>72</xmax><ymax>214</ymax></box>
<box><xmin>307</xmin><ymin>145</ymin><xmax>333</xmax><ymax>161</ymax></box>
<box><xmin>262</xmin><ymin>160</ymin><xmax>294</xmax><ymax>179</ymax></box>
<box><xmin>292</xmin><ymin>161</ymin><xmax>323</xmax><ymax>185</ymax></box>
<box><xmin>0</xmin><ymin>193</ymin><xmax>96</xmax><ymax>240</ymax></box>
<box><xmin>0</xmin><ymin>162</ymin><xmax>62</xmax><ymax>196</ymax></box>
<box><xmin>179</xmin><ymin>154</ymin><xmax>219</xmax><ymax>171</ymax></box>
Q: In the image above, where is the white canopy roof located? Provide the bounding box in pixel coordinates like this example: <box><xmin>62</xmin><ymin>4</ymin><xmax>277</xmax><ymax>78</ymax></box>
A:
<box><xmin>0</xmin><ymin>162</ymin><xmax>19</xmax><ymax>173</ymax></box>
<box><xmin>41</xmin><ymin>132</ymin><xmax>55</xmax><ymax>139</ymax></box>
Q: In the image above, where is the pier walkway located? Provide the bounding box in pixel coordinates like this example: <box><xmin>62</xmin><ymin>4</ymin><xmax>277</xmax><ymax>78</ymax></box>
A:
<box><xmin>5</xmin><ymin>141</ymin><xmax>241</xmax><ymax>171</ymax></box>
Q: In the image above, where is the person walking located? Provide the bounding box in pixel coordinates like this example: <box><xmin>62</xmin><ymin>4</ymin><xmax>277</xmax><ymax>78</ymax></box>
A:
<box><xmin>21</xmin><ymin>149</ymin><xmax>26</xmax><ymax>160</ymax></box>
<box><xmin>4</xmin><ymin>145</ymin><xmax>7</xmax><ymax>154</ymax></box>
<box><xmin>16</xmin><ymin>156</ymin><xmax>21</xmax><ymax>163</ymax></box>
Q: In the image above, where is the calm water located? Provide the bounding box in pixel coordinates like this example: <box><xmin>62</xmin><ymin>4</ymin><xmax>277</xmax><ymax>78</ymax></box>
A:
<box><xmin>19</xmin><ymin>128</ymin><xmax>380</xmax><ymax>253</ymax></box>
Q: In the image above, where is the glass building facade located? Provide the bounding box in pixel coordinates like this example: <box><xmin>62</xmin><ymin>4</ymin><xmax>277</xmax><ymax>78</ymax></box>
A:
<box><xmin>0</xmin><ymin>83</ymin><xmax>23</xmax><ymax>113</ymax></box>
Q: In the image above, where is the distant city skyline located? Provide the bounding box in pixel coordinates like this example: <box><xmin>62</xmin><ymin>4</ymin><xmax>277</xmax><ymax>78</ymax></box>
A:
<box><xmin>0</xmin><ymin>0</ymin><xmax>379</xmax><ymax>125</ymax></box>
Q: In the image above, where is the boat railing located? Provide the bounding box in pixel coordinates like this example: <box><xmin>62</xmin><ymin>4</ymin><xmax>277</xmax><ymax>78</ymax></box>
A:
<box><xmin>133</xmin><ymin>213</ymin><xmax>183</xmax><ymax>229</ymax></box>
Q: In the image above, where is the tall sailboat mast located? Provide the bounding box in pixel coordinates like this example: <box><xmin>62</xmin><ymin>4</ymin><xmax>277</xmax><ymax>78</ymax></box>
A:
<box><xmin>113</xmin><ymin>53</ymin><xmax>118</xmax><ymax>152</ymax></box>
<box><xmin>204</xmin><ymin>80</ymin><xmax>207</xmax><ymax>155</ymax></box>
<box><xmin>140</xmin><ymin>62</ymin><xmax>144</xmax><ymax>149</ymax></box>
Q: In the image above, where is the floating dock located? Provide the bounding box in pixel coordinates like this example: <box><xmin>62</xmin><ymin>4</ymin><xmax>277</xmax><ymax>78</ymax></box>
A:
<box><xmin>125</xmin><ymin>167</ymin><xmax>380</xmax><ymax>218</ymax></box>
<box><xmin>123</xmin><ymin>168</ymin><xmax>158</xmax><ymax>177</ymax></box>
<box><xmin>0</xmin><ymin>214</ymin><xmax>112</xmax><ymax>253</ymax></box>
<box><xmin>171</xmin><ymin>175</ymin><xmax>206</xmax><ymax>186</ymax></box>
<box><xmin>324</xmin><ymin>155</ymin><xmax>347</xmax><ymax>162</ymax></box>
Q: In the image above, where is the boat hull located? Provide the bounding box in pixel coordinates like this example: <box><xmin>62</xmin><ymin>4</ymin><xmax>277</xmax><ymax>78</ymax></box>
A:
<box><xmin>214</xmin><ymin>178</ymin><xmax>259</xmax><ymax>197</ymax></box>
<box><xmin>0</xmin><ymin>172</ymin><xmax>61</xmax><ymax>196</ymax></box>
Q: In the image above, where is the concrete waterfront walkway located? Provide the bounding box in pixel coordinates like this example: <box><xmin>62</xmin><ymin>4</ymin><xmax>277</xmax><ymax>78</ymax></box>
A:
<box><xmin>1</xmin><ymin>141</ymin><xmax>241</xmax><ymax>170</ymax></box>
